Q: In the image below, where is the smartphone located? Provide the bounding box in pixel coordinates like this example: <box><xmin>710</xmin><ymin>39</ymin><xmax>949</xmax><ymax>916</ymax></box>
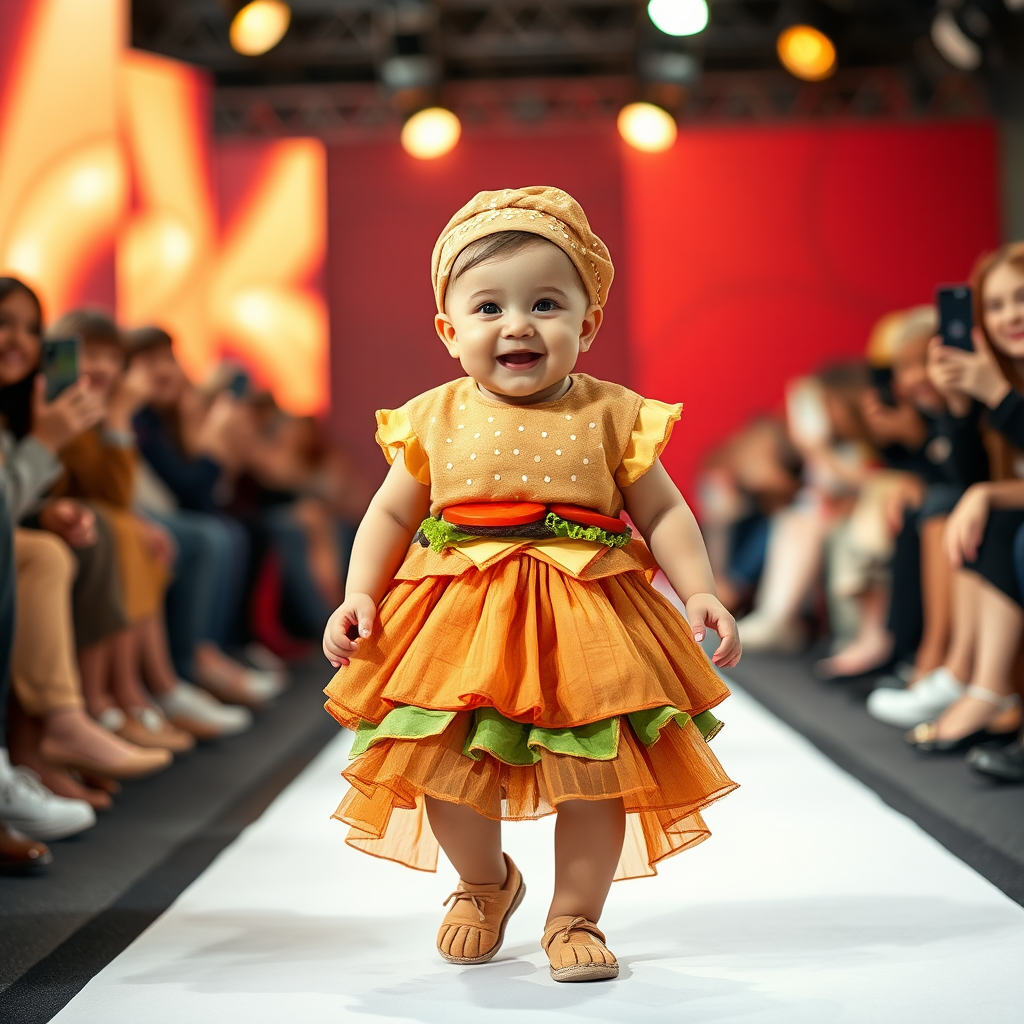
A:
<box><xmin>937</xmin><ymin>285</ymin><xmax>973</xmax><ymax>350</ymax></box>
<box><xmin>41</xmin><ymin>336</ymin><xmax>80</xmax><ymax>400</ymax></box>
<box><xmin>869</xmin><ymin>365</ymin><xmax>896</xmax><ymax>407</ymax></box>
<box><xmin>228</xmin><ymin>369</ymin><xmax>250</xmax><ymax>398</ymax></box>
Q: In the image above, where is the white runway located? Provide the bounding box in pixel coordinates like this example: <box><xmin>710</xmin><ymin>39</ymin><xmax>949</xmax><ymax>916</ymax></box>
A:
<box><xmin>53</xmin><ymin>685</ymin><xmax>1024</xmax><ymax>1024</ymax></box>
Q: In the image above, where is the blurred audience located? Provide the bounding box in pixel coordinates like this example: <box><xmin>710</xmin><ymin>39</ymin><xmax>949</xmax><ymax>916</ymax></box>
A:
<box><xmin>717</xmin><ymin>242</ymin><xmax>1024</xmax><ymax>787</ymax></box>
<box><xmin>0</xmin><ymin>277</ymin><xmax>365</xmax><ymax>872</ymax></box>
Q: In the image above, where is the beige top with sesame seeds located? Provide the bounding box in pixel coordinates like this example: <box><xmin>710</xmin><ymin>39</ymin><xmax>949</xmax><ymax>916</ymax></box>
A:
<box><xmin>375</xmin><ymin>373</ymin><xmax>682</xmax><ymax>520</ymax></box>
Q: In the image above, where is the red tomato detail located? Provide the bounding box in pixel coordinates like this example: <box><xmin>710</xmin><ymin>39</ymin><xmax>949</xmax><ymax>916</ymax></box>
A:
<box><xmin>442</xmin><ymin>502</ymin><xmax>547</xmax><ymax>527</ymax></box>
<box><xmin>549</xmin><ymin>504</ymin><xmax>628</xmax><ymax>534</ymax></box>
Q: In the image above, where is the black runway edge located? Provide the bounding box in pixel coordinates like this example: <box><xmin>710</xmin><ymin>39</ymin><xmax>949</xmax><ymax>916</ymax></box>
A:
<box><xmin>0</xmin><ymin>661</ymin><xmax>339</xmax><ymax>1024</ymax></box>
<box><xmin>727</xmin><ymin>652</ymin><xmax>1024</xmax><ymax>909</ymax></box>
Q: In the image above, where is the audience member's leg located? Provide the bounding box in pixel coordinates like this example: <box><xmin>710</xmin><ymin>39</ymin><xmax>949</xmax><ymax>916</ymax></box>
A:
<box><xmin>10</xmin><ymin>529</ymin><xmax>170</xmax><ymax>778</ymax></box>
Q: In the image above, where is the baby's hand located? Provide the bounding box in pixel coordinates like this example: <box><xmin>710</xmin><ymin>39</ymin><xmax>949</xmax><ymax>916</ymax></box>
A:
<box><xmin>323</xmin><ymin>594</ymin><xmax>377</xmax><ymax>668</ymax></box>
<box><xmin>685</xmin><ymin>593</ymin><xmax>741</xmax><ymax>669</ymax></box>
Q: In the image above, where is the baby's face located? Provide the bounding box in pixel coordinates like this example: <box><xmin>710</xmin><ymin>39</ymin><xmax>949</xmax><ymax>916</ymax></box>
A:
<box><xmin>437</xmin><ymin>239</ymin><xmax>602</xmax><ymax>404</ymax></box>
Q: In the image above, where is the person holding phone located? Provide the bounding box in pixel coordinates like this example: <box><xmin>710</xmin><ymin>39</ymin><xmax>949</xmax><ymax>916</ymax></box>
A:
<box><xmin>900</xmin><ymin>244</ymin><xmax>1024</xmax><ymax>762</ymax></box>
<box><xmin>0</xmin><ymin>278</ymin><xmax>169</xmax><ymax>840</ymax></box>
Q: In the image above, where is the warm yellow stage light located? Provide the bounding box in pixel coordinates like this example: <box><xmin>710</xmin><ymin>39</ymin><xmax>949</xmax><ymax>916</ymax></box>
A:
<box><xmin>401</xmin><ymin>107</ymin><xmax>461</xmax><ymax>160</ymax></box>
<box><xmin>230</xmin><ymin>1</ymin><xmax>291</xmax><ymax>57</ymax></box>
<box><xmin>777</xmin><ymin>25</ymin><xmax>837</xmax><ymax>81</ymax></box>
<box><xmin>617</xmin><ymin>102</ymin><xmax>677</xmax><ymax>153</ymax></box>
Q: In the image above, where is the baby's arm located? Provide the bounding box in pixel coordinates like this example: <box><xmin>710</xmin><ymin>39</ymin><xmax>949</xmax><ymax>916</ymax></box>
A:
<box><xmin>323</xmin><ymin>451</ymin><xmax>431</xmax><ymax>667</ymax></box>
<box><xmin>623</xmin><ymin>459</ymin><xmax>741</xmax><ymax>668</ymax></box>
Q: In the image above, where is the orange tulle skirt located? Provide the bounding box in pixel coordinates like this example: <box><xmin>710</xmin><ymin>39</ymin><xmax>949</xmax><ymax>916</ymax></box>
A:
<box><xmin>324</xmin><ymin>550</ymin><xmax>737</xmax><ymax>879</ymax></box>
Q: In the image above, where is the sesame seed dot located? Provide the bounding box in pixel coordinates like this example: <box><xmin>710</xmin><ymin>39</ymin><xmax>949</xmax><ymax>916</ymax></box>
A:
<box><xmin>589</xmin><ymin>422</ymin><xmax>596</xmax><ymax>428</ymax></box>
<box><xmin>565</xmin><ymin>414</ymin><xmax>572</xmax><ymax>420</ymax></box>
<box><xmin>570</xmin><ymin>434</ymin><xmax>576</xmax><ymax>440</ymax></box>
<box><xmin>518</xmin><ymin>425</ymin><xmax>525</xmax><ymax>432</ymax></box>
<box><xmin>446</xmin><ymin>462</ymin><xmax>453</xmax><ymax>469</ymax></box>
<box><xmin>473</xmin><ymin>432</ymin><xmax>480</xmax><ymax>438</ymax></box>
<box><xmin>534</xmin><ymin>455</ymin><xmax>541</xmax><ymax>462</ymax></box>
<box><xmin>522</xmin><ymin>475</ymin><xmax>528</xmax><ymax>482</ymax></box>
<box><xmin>513</xmin><ymin>448</ymin><xmax>520</xmax><ymax>455</ymax></box>
<box><xmin>544</xmin><ymin>475</ymin><xmax>551</xmax><ymax>483</ymax></box>
<box><xmin>571</xmin><ymin>475</ymin><xmax>577</xmax><ymax>482</ymax></box>
<box><xmin>583</xmin><ymin>458</ymin><xmax>589</xmax><ymax>465</ymax></box>
<box><xmin>487</xmin><ymin>416</ymin><xmax>494</xmax><ymax>422</ymax></box>
<box><xmin>446</xmin><ymin>438</ymin><xmax>452</xmax><ymax>443</ymax></box>
<box><xmin>470</xmin><ymin>454</ymin><xmax>477</xmax><ymax>460</ymax></box>
<box><xmin>494</xmin><ymin>474</ymin><xmax>501</xmax><ymax>481</ymax></box>
<box><xmin>459</xmin><ymin>404</ymin><xmax>466</xmax><ymax>410</ymax></box>
<box><xmin>495</xmin><ymin>430</ymin><xmax>501</xmax><ymax>436</ymax></box>
<box><xmin>555</xmin><ymin>449</ymin><xmax>562</xmax><ymax>455</ymax></box>
<box><xmin>467</xmin><ymin>479</ymin><xmax>473</xmax><ymax>485</ymax></box>
<box><xmin>494</xmin><ymin>449</ymin><xmax>500</xmax><ymax>455</ymax></box>
<box><xmin>430</xmin><ymin>417</ymin><xmax>436</xmax><ymax>423</ymax></box>
<box><xmin>541</xmin><ymin>431</ymin><xmax>548</xmax><ymax>438</ymax></box>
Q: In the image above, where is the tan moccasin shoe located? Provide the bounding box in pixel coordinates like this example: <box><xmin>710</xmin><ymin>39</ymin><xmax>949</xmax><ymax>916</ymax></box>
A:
<box><xmin>437</xmin><ymin>853</ymin><xmax>526</xmax><ymax>964</ymax></box>
<box><xmin>542</xmin><ymin>915</ymin><xmax>619</xmax><ymax>982</ymax></box>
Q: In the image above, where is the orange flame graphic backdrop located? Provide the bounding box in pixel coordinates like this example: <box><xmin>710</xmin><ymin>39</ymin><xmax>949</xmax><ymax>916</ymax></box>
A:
<box><xmin>0</xmin><ymin>0</ymin><xmax>328</xmax><ymax>414</ymax></box>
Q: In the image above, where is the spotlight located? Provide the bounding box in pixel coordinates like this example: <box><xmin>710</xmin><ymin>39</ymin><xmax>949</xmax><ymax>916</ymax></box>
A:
<box><xmin>776</xmin><ymin>25</ymin><xmax>837</xmax><ymax>81</ymax></box>
<box><xmin>229</xmin><ymin>1</ymin><xmax>291</xmax><ymax>57</ymax></box>
<box><xmin>617</xmin><ymin>102</ymin><xmax>677</xmax><ymax>153</ymax></box>
<box><xmin>647</xmin><ymin>0</ymin><xmax>708</xmax><ymax>37</ymax></box>
<box><xmin>930</xmin><ymin>10</ymin><xmax>983</xmax><ymax>70</ymax></box>
<box><xmin>401</xmin><ymin>107</ymin><xmax>461</xmax><ymax>160</ymax></box>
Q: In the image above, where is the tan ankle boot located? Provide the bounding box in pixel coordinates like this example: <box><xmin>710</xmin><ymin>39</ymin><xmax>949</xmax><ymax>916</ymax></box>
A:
<box><xmin>437</xmin><ymin>853</ymin><xmax>525</xmax><ymax>964</ymax></box>
<box><xmin>542</xmin><ymin>915</ymin><xmax>619</xmax><ymax>982</ymax></box>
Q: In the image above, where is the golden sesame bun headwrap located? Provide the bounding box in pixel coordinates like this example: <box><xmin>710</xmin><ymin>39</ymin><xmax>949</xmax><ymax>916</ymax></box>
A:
<box><xmin>431</xmin><ymin>186</ymin><xmax>615</xmax><ymax>313</ymax></box>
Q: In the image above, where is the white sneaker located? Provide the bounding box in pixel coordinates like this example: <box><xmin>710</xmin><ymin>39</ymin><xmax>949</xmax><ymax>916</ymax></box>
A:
<box><xmin>866</xmin><ymin>667</ymin><xmax>966</xmax><ymax>729</ymax></box>
<box><xmin>0</xmin><ymin>749</ymin><xmax>96</xmax><ymax>840</ymax></box>
<box><xmin>241</xmin><ymin>669</ymin><xmax>287</xmax><ymax>702</ymax></box>
<box><xmin>244</xmin><ymin>643</ymin><xmax>289</xmax><ymax>682</ymax></box>
<box><xmin>155</xmin><ymin>682</ymin><xmax>252</xmax><ymax>741</ymax></box>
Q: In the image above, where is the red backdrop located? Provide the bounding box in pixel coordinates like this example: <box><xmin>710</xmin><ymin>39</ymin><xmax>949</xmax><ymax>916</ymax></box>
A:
<box><xmin>323</xmin><ymin>120</ymin><xmax>1000</xmax><ymax>494</ymax></box>
<box><xmin>625</xmin><ymin>120</ymin><xmax>1000</xmax><ymax>494</ymax></box>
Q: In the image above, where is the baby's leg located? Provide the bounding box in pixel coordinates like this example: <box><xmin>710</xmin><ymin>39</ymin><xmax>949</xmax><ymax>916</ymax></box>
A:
<box><xmin>425</xmin><ymin>795</ymin><xmax>505</xmax><ymax>884</ymax></box>
<box><xmin>542</xmin><ymin>797</ymin><xmax>624</xmax><ymax>981</ymax></box>
<box><xmin>548</xmin><ymin>797</ymin><xmax>626</xmax><ymax>924</ymax></box>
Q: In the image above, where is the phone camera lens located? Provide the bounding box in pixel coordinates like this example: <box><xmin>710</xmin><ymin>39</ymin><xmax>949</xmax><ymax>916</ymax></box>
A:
<box><xmin>949</xmin><ymin>320</ymin><xmax>965</xmax><ymax>339</ymax></box>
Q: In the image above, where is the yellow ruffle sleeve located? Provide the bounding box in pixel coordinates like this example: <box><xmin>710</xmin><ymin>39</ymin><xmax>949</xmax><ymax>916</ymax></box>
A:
<box><xmin>375</xmin><ymin>407</ymin><xmax>430</xmax><ymax>486</ymax></box>
<box><xmin>614</xmin><ymin>398</ymin><xmax>683</xmax><ymax>488</ymax></box>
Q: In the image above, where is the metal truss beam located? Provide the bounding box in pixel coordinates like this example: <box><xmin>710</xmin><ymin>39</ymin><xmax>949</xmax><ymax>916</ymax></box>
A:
<box><xmin>213</xmin><ymin>68</ymin><xmax>990</xmax><ymax>143</ymax></box>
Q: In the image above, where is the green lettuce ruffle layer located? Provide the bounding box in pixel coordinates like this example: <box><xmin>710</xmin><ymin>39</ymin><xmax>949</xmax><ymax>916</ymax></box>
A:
<box><xmin>417</xmin><ymin>511</ymin><xmax>632</xmax><ymax>553</ymax></box>
<box><xmin>348</xmin><ymin>704</ymin><xmax>723</xmax><ymax>765</ymax></box>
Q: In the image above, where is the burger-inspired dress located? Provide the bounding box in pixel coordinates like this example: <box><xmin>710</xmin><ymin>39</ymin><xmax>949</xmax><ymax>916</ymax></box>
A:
<box><xmin>324</xmin><ymin>187</ymin><xmax>737</xmax><ymax>882</ymax></box>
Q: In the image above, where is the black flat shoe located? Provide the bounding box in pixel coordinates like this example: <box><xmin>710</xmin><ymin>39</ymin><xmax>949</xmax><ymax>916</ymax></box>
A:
<box><xmin>905</xmin><ymin>722</ymin><xmax>1018</xmax><ymax>755</ymax></box>
<box><xmin>966</xmin><ymin>738</ymin><xmax>1024</xmax><ymax>783</ymax></box>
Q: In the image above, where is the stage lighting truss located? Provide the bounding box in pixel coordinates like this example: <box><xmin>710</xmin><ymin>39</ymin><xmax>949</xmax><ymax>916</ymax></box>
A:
<box><xmin>214</xmin><ymin>67</ymin><xmax>989</xmax><ymax>143</ymax></box>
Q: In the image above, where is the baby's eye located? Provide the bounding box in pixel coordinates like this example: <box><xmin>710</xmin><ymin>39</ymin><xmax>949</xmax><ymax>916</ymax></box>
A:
<box><xmin>534</xmin><ymin>299</ymin><xmax>559</xmax><ymax>312</ymax></box>
<box><xmin>478</xmin><ymin>302</ymin><xmax>501</xmax><ymax>315</ymax></box>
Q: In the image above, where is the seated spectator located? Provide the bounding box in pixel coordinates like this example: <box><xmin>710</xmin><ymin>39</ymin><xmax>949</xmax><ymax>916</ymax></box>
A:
<box><xmin>738</xmin><ymin>363</ymin><xmax>876</xmax><ymax>653</ymax></box>
<box><xmin>699</xmin><ymin>417</ymin><xmax>802</xmax><ymax>614</ymax></box>
<box><xmin>0</xmin><ymin>279</ymin><xmax>163</xmax><ymax>841</ymax></box>
<box><xmin>239</xmin><ymin>393</ymin><xmax>364</xmax><ymax>640</ymax></box>
<box><xmin>127</xmin><ymin>329</ymin><xmax>284</xmax><ymax>704</ymax></box>
<box><xmin>50</xmin><ymin>311</ymin><xmax>252</xmax><ymax>741</ymax></box>
<box><xmin>899</xmin><ymin>243</ymin><xmax>1024</xmax><ymax>756</ymax></box>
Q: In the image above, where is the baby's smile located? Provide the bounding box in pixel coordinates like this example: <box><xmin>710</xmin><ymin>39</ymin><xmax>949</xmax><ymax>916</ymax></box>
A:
<box><xmin>497</xmin><ymin>350</ymin><xmax>542</xmax><ymax>370</ymax></box>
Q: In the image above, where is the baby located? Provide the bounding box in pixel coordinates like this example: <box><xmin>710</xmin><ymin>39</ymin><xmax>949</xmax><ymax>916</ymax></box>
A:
<box><xmin>323</xmin><ymin>186</ymin><xmax>739</xmax><ymax>981</ymax></box>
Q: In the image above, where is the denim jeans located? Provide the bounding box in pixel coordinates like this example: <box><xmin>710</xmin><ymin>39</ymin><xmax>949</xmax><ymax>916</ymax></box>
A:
<box><xmin>144</xmin><ymin>509</ymin><xmax>248</xmax><ymax>679</ymax></box>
